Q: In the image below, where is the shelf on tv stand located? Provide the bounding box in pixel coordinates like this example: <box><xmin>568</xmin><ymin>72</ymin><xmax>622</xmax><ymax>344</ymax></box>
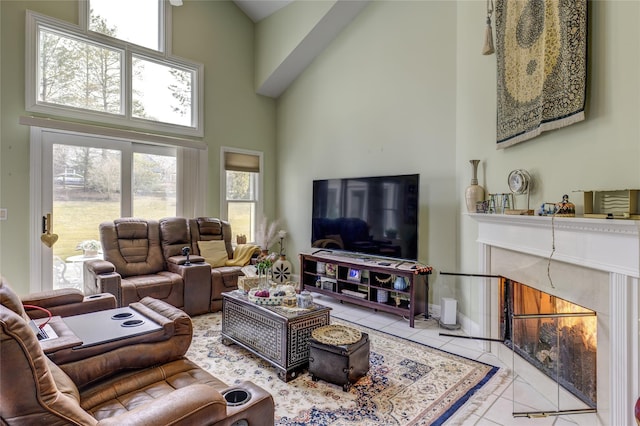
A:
<box><xmin>299</xmin><ymin>251</ymin><xmax>431</xmax><ymax>328</ymax></box>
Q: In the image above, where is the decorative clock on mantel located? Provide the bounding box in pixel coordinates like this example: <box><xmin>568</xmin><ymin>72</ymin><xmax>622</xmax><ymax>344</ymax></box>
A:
<box><xmin>506</xmin><ymin>169</ymin><xmax>534</xmax><ymax>215</ymax></box>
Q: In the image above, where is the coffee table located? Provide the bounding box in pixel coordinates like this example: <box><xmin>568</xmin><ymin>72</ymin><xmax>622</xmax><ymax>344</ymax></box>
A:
<box><xmin>221</xmin><ymin>291</ymin><xmax>331</xmax><ymax>382</ymax></box>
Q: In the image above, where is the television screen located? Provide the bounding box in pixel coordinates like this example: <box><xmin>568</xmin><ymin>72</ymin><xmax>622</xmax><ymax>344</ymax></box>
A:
<box><xmin>311</xmin><ymin>174</ymin><xmax>419</xmax><ymax>261</ymax></box>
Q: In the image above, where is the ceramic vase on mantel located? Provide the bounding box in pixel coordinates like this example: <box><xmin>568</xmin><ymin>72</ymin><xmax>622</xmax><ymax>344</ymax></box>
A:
<box><xmin>465</xmin><ymin>159</ymin><xmax>485</xmax><ymax>213</ymax></box>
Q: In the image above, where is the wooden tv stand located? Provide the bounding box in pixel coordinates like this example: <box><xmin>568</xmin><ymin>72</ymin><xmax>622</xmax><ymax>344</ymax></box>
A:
<box><xmin>299</xmin><ymin>250</ymin><xmax>431</xmax><ymax>327</ymax></box>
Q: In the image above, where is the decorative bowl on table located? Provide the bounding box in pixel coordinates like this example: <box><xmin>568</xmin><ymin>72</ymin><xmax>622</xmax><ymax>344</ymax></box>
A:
<box><xmin>248</xmin><ymin>288</ymin><xmax>285</xmax><ymax>305</ymax></box>
<box><xmin>248</xmin><ymin>294</ymin><xmax>285</xmax><ymax>305</ymax></box>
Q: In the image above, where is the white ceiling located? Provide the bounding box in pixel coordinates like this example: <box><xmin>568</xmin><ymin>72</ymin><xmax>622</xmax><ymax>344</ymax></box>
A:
<box><xmin>233</xmin><ymin>0</ymin><xmax>293</xmax><ymax>22</ymax></box>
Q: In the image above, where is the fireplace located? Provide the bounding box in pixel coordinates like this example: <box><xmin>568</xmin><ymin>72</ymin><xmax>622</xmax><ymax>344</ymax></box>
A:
<box><xmin>470</xmin><ymin>214</ymin><xmax>639</xmax><ymax>426</ymax></box>
<box><xmin>500</xmin><ymin>278</ymin><xmax>597</xmax><ymax>408</ymax></box>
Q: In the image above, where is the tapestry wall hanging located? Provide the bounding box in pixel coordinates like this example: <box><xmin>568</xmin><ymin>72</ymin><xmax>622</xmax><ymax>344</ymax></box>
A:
<box><xmin>495</xmin><ymin>0</ymin><xmax>587</xmax><ymax>148</ymax></box>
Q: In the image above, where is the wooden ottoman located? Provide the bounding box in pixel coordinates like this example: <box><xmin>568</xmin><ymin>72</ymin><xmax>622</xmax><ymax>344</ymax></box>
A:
<box><xmin>308</xmin><ymin>324</ymin><xmax>370</xmax><ymax>391</ymax></box>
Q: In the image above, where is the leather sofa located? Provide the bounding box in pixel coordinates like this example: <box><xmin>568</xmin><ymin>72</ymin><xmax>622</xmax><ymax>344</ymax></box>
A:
<box><xmin>0</xmin><ymin>277</ymin><xmax>275</xmax><ymax>425</ymax></box>
<box><xmin>84</xmin><ymin>217</ymin><xmax>245</xmax><ymax>315</ymax></box>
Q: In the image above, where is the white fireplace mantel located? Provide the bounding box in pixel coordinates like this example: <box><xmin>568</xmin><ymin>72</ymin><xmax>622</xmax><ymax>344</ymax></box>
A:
<box><xmin>470</xmin><ymin>213</ymin><xmax>639</xmax><ymax>426</ymax></box>
<box><xmin>471</xmin><ymin>213</ymin><xmax>640</xmax><ymax>277</ymax></box>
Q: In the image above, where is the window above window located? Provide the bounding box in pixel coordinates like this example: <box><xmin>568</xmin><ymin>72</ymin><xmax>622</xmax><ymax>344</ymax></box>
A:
<box><xmin>88</xmin><ymin>0</ymin><xmax>162</xmax><ymax>52</ymax></box>
<box><xmin>26</xmin><ymin>9</ymin><xmax>203</xmax><ymax>137</ymax></box>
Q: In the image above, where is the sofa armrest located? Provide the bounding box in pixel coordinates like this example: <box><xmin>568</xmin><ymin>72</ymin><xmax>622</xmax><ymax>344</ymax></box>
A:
<box><xmin>94</xmin><ymin>273</ymin><xmax>122</xmax><ymax>306</ymax></box>
<box><xmin>166</xmin><ymin>261</ymin><xmax>212</xmax><ymax>316</ymax></box>
<box><xmin>96</xmin><ymin>384</ymin><xmax>227</xmax><ymax>426</ymax></box>
<box><xmin>22</xmin><ymin>289</ymin><xmax>116</xmax><ymax>319</ymax></box>
<box><xmin>85</xmin><ymin>259</ymin><xmax>116</xmax><ymax>275</ymax></box>
<box><xmin>22</xmin><ymin>288</ymin><xmax>84</xmax><ymax>306</ymax></box>
<box><xmin>83</xmin><ymin>259</ymin><xmax>121</xmax><ymax>302</ymax></box>
<box><xmin>220</xmin><ymin>381</ymin><xmax>276</xmax><ymax>426</ymax></box>
<box><xmin>166</xmin><ymin>255</ymin><xmax>206</xmax><ymax>265</ymax></box>
<box><xmin>209</xmin><ymin>266</ymin><xmax>242</xmax><ymax>312</ymax></box>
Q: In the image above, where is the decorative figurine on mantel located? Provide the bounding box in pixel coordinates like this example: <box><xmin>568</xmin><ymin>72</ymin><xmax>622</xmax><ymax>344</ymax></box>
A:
<box><xmin>537</xmin><ymin>203</ymin><xmax>558</xmax><ymax>216</ymax></box>
<box><xmin>555</xmin><ymin>194</ymin><xmax>576</xmax><ymax>217</ymax></box>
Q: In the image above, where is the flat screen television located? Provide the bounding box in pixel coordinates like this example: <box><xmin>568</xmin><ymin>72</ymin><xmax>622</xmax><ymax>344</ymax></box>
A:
<box><xmin>311</xmin><ymin>174</ymin><xmax>419</xmax><ymax>261</ymax></box>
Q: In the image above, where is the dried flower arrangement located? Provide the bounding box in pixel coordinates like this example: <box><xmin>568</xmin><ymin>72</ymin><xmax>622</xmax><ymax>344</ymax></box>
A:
<box><xmin>254</xmin><ymin>217</ymin><xmax>280</xmax><ymax>250</ymax></box>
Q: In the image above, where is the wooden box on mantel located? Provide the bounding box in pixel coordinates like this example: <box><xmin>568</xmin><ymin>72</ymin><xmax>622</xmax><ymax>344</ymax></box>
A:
<box><xmin>582</xmin><ymin>189</ymin><xmax>640</xmax><ymax>219</ymax></box>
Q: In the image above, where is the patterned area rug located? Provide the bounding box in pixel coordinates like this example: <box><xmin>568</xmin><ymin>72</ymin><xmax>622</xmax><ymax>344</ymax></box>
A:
<box><xmin>187</xmin><ymin>313</ymin><xmax>500</xmax><ymax>425</ymax></box>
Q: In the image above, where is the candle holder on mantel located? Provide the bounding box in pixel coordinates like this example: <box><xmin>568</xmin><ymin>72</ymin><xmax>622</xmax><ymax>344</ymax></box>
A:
<box><xmin>465</xmin><ymin>160</ymin><xmax>485</xmax><ymax>213</ymax></box>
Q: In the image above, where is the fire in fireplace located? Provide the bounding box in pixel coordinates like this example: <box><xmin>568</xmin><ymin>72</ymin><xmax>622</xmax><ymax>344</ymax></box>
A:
<box><xmin>500</xmin><ymin>279</ymin><xmax>597</xmax><ymax>409</ymax></box>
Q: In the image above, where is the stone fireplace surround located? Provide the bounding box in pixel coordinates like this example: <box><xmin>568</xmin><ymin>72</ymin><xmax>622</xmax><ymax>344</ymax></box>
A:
<box><xmin>470</xmin><ymin>213</ymin><xmax>639</xmax><ymax>426</ymax></box>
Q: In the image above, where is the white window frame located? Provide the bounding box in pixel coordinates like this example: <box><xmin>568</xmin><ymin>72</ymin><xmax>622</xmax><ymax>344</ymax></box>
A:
<box><xmin>28</xmin><ymin>124</ymin><xmax>206</xmax><ymax>292</ymax></box>
<box><xmin>25</xmin><ymin>9</ymin><xmax>204</xmax><ymax>137</ymax></box>
<box><xmin>220</xmin><ymin>147</ymin><xmax>264</xmax><ymax>240</ymax></box>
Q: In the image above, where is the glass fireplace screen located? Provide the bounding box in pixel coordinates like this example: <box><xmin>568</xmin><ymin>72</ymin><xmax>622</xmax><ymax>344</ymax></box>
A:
<box><xmin>500</xmin><ymin>279</ymin><xmax>597</xmax><ymax>411</ymax></box>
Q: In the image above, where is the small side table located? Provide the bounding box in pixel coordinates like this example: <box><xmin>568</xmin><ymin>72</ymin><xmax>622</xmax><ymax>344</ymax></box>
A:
<box><xmin>308</xmin><ymin>324</ymin><xmax>370</xmax><ymax>391</ymax></box>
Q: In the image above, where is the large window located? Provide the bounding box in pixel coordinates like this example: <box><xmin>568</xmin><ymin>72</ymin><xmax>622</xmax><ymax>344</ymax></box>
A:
<box><xmin>26</xmin><ymin>8</ymin><xmax>203</xmax><ymax>136</ymax></box>
<box><xmin>221</xmin><ymin>149</ymin><xmax>263</xmax><ymax>244</ymax></box>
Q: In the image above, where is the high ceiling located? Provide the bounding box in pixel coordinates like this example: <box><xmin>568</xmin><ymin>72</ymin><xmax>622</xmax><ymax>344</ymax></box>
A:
<box><xmin>232</xmin><ymin>0</ymin><xmax>293</xmax><ymax>22</ymax></box>
<box><xmin>228</xmin><ymin>0</ymin><xmax>369</xmax><ymax>97</ymax></box>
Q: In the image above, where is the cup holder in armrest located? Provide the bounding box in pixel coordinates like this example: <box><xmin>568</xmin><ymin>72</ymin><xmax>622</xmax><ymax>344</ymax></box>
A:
<box><xmin>111</xmin><ymin>312</ymin><xmax>134</xmax><ymax>320</ymax></box>
<box><xmin>222</xmin><ymin>389</ymin><xmax>251</xmax><ymax>406</ymax></box>
<box><xmin>121</xmin><ymin>319</ymin><xmax>144</xmax><ymax>327</ymax></box>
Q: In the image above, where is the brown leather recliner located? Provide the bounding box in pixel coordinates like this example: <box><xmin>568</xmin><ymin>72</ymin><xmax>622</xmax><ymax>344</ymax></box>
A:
<box><xmin>84</xmin><ymin>218</ymin><xmax>199</xmax><ymax>314</ymax></box>
<box><xmin>0</xmin><ymin>278</ymin><xmax>275</xmax><ymax>425</ymax></box>
<box><xmin>189</xmin><ymin>217</ymin><xmax>243</xmax><ymax>312</ymax></box>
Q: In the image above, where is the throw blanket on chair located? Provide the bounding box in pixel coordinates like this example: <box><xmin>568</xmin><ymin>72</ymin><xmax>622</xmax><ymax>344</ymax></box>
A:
<box><xmin>226</xmin><ymin>244</ymin><xmax>261</xmax><ymax>266</ymax></box>
<box><xmin>495</xmin><ymin>0</ymin><xmax>587</xmax><ymax>148</ymax></box>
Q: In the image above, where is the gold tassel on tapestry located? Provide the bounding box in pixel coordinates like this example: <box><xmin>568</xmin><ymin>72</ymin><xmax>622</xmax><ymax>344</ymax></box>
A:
<box><xmin>482</xmin><ymin>0</ymin><xmax>495</xmax><ymax>55</ymax></box>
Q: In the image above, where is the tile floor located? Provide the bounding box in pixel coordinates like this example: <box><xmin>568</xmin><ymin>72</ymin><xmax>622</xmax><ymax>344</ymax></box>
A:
<box><xmin>312</xmin><ymin>294</ymin><xmax>601</xmax><ymax>426</ymax></box>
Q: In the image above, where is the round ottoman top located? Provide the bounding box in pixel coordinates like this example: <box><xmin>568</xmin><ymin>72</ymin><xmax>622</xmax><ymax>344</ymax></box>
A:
<box><xmin>312</xmin><ymin>324</ymin><xmax>362</xmax><ymax>346</ymax></box>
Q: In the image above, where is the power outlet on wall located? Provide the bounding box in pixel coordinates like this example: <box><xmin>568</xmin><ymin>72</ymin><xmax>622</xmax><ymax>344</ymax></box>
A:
<box><xmin>0</xmin><ymin>209</ymin><xmax>7</xmax><ymax>220</ymax></box>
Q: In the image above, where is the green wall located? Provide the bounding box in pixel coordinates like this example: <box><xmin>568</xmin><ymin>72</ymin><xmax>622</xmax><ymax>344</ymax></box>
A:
<box><xmin>272</xmin><ymin>1</ymin><xmax>640</xmax><ymax>323</ymax></box>
<box><xmin>0</xmin><ymin>0</ymin><xmax>276</xmax><ymax>295</ymax></box>
<box><xmin>275</xmin><ymin>1</ymin><xmax>459</xmax><ymax>308</ymax></box>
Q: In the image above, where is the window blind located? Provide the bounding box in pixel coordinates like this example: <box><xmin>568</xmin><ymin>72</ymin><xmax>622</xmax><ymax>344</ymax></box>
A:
<box><xmin>224</xmin><ymin>152</ymin><xmax>260</xmax><ymax>173</ymax></box>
